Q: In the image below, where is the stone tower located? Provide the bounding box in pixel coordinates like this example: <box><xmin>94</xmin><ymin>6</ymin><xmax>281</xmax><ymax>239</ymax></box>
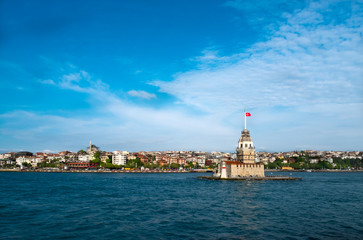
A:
<box><xmin>215</xmin><ymin>110</ymin><xmax>264</xmax><ymax>179</ymax></box>
<box><xmin>236</xmin><ymin>129</ymin><xmax>255</xmax><ymax>164</ymax></box>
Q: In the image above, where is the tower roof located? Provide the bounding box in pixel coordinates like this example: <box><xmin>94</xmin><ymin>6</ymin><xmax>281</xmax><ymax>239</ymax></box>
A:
<box><xmin>240</xmin><ymin>129</ymin><xmax>252</xmax><ymax>142</ymax></box>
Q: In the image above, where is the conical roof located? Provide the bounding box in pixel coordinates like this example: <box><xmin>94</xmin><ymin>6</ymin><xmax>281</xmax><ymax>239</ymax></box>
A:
<box><xmin>240</xmin><ymin>129</ymin><xmax>252</xmax><ymax>142</ymax></box>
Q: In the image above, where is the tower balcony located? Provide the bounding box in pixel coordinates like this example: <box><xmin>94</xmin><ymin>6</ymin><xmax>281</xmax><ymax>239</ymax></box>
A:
<box><xmin>236</xmin><ymin>146</ymin><xmax>255</xmax><ymax>151</ymax></box>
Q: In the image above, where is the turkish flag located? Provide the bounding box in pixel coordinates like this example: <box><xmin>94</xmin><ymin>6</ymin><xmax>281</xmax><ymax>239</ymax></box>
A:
<box><xmin>245</xmin><ymin>112</ymin><xmax>251</xmax><ymax>117</ymax></box>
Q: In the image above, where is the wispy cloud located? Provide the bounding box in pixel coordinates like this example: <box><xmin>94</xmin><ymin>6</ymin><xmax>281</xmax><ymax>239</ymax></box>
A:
<box><xmin>127</xmin><ymin>90</ymin><xmax>156</xmax><ymax>100</ymax></box>
<box><xmin>153</xmin><ymin>1</ymin><xmax>363</xmax><ymax>115</ymax></box>
<box><xmin>39</xmin><ymin>79</ymin><xmax>55</xmax><ymax>85</ymax></box>
<box><xmin>1</xmin><ymin>67</ymin><xmax>235</xmax><ymax>152</ymax></box>
<box><xmin>1</xmin><ymin>0</ymin><xmax>362</xmax><ymax>152</ymax></box>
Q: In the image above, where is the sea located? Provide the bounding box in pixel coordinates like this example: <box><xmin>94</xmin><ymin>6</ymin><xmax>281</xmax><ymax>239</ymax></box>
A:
<box><xmin>0</xmin><ymin>171</ymin><xmax>362</xmax><ymax>240</ymax></box>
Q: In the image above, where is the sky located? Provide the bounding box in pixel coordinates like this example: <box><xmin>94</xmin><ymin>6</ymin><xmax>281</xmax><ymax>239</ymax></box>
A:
<box><xmin>0</xmin><ymin>0</ymin><xmax>362</xmax><ymax>153</ymax></box>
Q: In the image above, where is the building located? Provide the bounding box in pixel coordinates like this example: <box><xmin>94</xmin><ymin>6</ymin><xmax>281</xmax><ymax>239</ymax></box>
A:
<box><xmin>216</xmin><ymin>111</ymin><xmax>265</xmax><ymax>178</ymax></box>
<box><xmin>78</xmin><ymin>154</ymin><xmax>90</xmax><ymax>162</ymax></box>
<box><xmin>87</xmin><ymin>140</ymin><xmax>100</xmax><ymax>154</ymax></box>
<box><xmin>236</xmin><ymin>129</ymin><xmax>255</xmax><ymax>163</ymax></box>
<box><xmin>67</xmin><ymin>162</ymin><xmax>99</xmax><ymax>169</ymax></box>
<box><xmin>112</xmin><ymin>151</ymin><xmax>127</xmax><ymax>165</ymax></box>
<box><xmin>0</xmin><ymin>152</ymin><xmax>14</xmax><ymax>159</ymax></box>
<box><xmin>281</xmin><ymin>166</ymin><xmax>294</xmax><ymax>170</ymax></box>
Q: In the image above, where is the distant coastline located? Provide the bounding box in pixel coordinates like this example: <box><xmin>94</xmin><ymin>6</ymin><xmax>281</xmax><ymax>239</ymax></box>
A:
<box><xmin>0</xmin><ymin>169</ymin><xmax>213</xmax><ymax>173</ymax></box>
<box><xmin>265</xmin><ymin>169</ymin><xmax>363</xmax><ymax>172</ymax></box>
<box><xmin>0</xmin><ymin>169</ymin><xmax>361</xmax><ymax>173</ymax></box>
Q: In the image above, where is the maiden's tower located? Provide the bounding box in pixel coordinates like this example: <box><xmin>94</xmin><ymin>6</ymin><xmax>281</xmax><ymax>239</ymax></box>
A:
<box><xmin>216</xmin><ymin>111</ymin><xmax>264</xmax><ymax>179</ymax></box>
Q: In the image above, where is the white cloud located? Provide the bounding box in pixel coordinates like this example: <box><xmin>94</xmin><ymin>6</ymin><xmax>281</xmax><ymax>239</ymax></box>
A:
<box><xmin>127</xmin><ymin>90</ymin><xmax>156</xmax><ymax>100</ymax></box>
<box><xmin>39</xmin><ymin>79</ymin><xmax>55</xmax><ymax>85</ymax></box>
<box><xmin>153</xmin><ymin>1</ymin><xmax>363</xmax><ymax>115</ymax></box>
<box><xmin>1</xmin><ymin>0</ymin><xmax>362</xmax><ymax>152</ymax></box>
<box><xmin>0</xmin><ymin>70</ymin><xmax>236</xmax><ymax>152</ymax></box>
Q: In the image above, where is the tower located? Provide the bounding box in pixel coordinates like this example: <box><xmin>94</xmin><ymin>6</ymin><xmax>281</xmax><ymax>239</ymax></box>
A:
<box><xmin>236</xmin><ymin>109</ymin><xmax>255</xmax><ymax>163</ymax></box>
<box><xmin>220</xmin><ymin>161</ymin><xmax>227</xmax><ymax>178</ymax></box>
<box><xmin>87</xmin><ymin>140</ymin><xmax>99</xmax><ymax>154</ymax></box>
<box><xmin>236</xmin><ymin>129</ymin><xmax>255</xmax><ymax>163</ymax></box>
<box><xmin>215</xmin><ymin>109</ymin><xmax>264</xmax><ymax>179</ymax></box>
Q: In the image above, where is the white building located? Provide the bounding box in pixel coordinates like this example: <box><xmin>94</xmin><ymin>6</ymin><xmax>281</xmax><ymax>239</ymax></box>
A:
<box><xmin>112</xmin><ymin>151</ymin><xmax>127</xmax><ymax>165</ymax></box>
<box><xmin>309</xmin><ymin>159</ymin><xmax>319</xmax><ymax>164</ymax></box>
<box><xmin>0</xmin><ymin>153</ymin><xmax>13</xmax><ymax>159</ymax></box>
<box><xmin>15</xmin><ymin>156</ymin><xmax>32</xmax><ymax>165</ymax></box>
<box><xmin>78</xmin><ymin>155</ymin><xmax>90</xmax><ymax>162</ymax></box>
<box><xmin>197</xmin><ymin>156</ymin><xmax>206</xmax><ymax>167</ymax></box>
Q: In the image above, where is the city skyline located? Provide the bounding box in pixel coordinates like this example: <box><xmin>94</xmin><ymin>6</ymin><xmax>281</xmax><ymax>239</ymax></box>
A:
<box><xmin>1</xmin><ymin>0</ymin><xmax>362</xmax><ymax>153</ymax></box>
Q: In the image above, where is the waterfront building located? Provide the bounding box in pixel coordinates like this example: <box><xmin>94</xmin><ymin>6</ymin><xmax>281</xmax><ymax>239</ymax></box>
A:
<box><xmin>0</xmin><ymin>159</ymin><xmax>15</xmax><ymax>166</ymax></box>
<box><xmin>197</xmin><ymin>157</ymin><xmax>206</xmax><ymax>167</ymax></box>
<box><xmin>78</xmin><ymin>154</ymin><xmax>90</xmax><ymax>162</ymax></box>
<box><xmin>15</xmin><ymin>156</ymin><xmax>31</xmax><ymax>165</ymax></box>
<box><xmin>112</xmin><ymin>151</ymin><xmax>127</xmax><ymax>165</ymax></box>
<box><xmin>67</xmin><ymin>162</ymin><xmax>99</xmax><ymax>169</ymax></box>
<box><xmin>216</xmin><ymin>111</ymin><xmax>265</xmax><ymax>178</ymax></box>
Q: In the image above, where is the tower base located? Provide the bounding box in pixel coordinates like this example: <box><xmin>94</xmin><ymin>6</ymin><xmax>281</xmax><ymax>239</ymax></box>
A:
<box><xmin>217</xmin><ymin>161</ymin><xmax>265</xmax><ymax>179</ymax></box>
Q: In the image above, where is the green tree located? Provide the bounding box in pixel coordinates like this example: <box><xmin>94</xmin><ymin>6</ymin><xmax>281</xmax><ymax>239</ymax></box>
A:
<box><xmin>94</xmin><ymin>151</ymin><xmax>101</xmax><ymax>159</ymax></box>
<box><xmin>126</xmin><ymin>157</ymin><xmax>143</xmax><ymax>168</ymax></box>
<box><xmin>106</xmin><ymin>163</ymin><xmax>114</xmax><ymax>169</ymax></box>
<box><xmin>144</xmin><ymin>162</ymin><xmax>159</xmax><ymax>169</ymax></box>
<box><xmin>22</xmin><ymin>162</ymin><xmax>31</xmax><ymax>168</ymax></box>
<box><xmin>91</xmin><ymin>151</ymin><xmax>101</xmax><ymax>164</ymax></box>
<box><xmin>266</xmin><ymin>162</ymin><xmax>278</xmax><ymax>169</ymax></box>
<box><xmin>170</xmin><ymin>163</ymin><xmax>180</xmax><ymax>169</ymax></box>
<box><xmin>187</xmin><ymin>162</ymin><xmax>194</xmax><ymax>169</ymax></box>
<box><xmin>290</xmin><ymin>162</ymin><xmax>302</xmax><ymax>169</ymax></box>
<box><xmin>295</xmin><ymin>156</ymin><xmax>306</xmax><ymax>163</ymax></box>
<box><xmin>206</xmin><ymin>163</ymin><xmax>217</xmax><ymax>169</ymax></box>
<box><xmin>274</xmin><ymin>159</ymin><xmax>283</xmax><ymax>168</ymax></box>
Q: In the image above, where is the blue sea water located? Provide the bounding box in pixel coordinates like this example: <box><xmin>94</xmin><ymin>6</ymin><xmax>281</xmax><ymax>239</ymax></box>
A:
<box><xmin>0</xmin><ymin>172</ymin><xmax>362</xmax><ymax>240</ymax></box>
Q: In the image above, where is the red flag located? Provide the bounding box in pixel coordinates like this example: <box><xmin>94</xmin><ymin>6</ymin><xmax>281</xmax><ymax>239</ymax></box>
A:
<box><xmin>245</xmin><ymin>112</ymin><xmax>251</xmax><ymax>117</ymax></box>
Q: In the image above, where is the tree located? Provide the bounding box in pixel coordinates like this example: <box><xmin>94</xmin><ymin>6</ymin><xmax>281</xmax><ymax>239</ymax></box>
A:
<box><xmin>206</xmin><ymin>163</ymin><xmax>217</xmax><ymax>169</ymax></box>
<box><xmin>144</xmin><ymin>162</ymin><xmax>159</xmax><ymax>169</ymax></box>
<box><xmin>126</xmin><ymin>157</ymin><xmax>143</xmax><ymax>168</ymax></box>
<box><xmin>22</xmin><ymin>162</ymin><xmax>32</xmax><ymax>168</ymax></box>
<box><xmin>266</xmin><ymin>162</ymin><xmax>278</xmax><ymax>169</ymax></box>
<box><xmin>78</xmin><ymin>150</ymin><xmax>86</xmax><ymax>154</ymax></box>
<box><xmin>170</xmin><ymin>163</ymin><xmax>180</xmax><ymax>169</ymax></box>
<box><xmin>94</xmin><ymin>151</ymin><xmax>101</xmax><ymax>159</ymax></box>
<box><xmin>106</xmin><ymin>163</ymin><xmax>114</xmax><ymax>169</ymax></box>
<box><xmin>290</xmin><ymin>162</ymin><xmax>302</xmax><ymax>169</ymax></box>
<box><xmin>91</xmin><ymin>151</ymin><xmax>101</xmax><ymax>164</ymax></box>
<box><xmin>274</xmin><ymin>159</ymin><xmax>283</xmax><ymax>168</ymax></box>
<box><xmin>187</xmin><ymin>162</ymin><xmax>194</xmax><ymax>169</ymax></box>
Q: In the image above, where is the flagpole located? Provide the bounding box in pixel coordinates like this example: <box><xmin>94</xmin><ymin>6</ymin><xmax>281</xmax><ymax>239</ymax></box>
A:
<box><xmin>244</xmin><ymin>107</ymin><xmax>246</xmax><ymax>130</ymax></box>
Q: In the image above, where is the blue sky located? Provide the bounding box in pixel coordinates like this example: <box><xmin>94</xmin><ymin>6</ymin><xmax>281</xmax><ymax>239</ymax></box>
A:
<box><xmin>0</xmin><ymin>0</ymin><xmax>362</xmax><ymax>153</ymax></box>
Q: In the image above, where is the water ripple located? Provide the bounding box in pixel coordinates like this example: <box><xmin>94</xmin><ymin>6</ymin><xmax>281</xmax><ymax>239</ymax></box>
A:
<box><xmin>0</xmin><ymin>172</ymin><xmax>362</xmax><ymax>239</ymax></box>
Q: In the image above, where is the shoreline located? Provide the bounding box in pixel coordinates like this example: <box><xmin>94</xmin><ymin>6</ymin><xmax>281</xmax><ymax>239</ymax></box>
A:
<box><xmin>0</xmin><ymin>169</ymin><xmax>213</xmax><ymax>173</ymax></box>
<box><xmin>265</xmin><ymin>169</ymin><xmax>363</xmax><ymax>172</ymax></box>
<box><xmin>0</xmin><ymin>169</ymin><xmax>362</xmax><ymax>173</ymax></box>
